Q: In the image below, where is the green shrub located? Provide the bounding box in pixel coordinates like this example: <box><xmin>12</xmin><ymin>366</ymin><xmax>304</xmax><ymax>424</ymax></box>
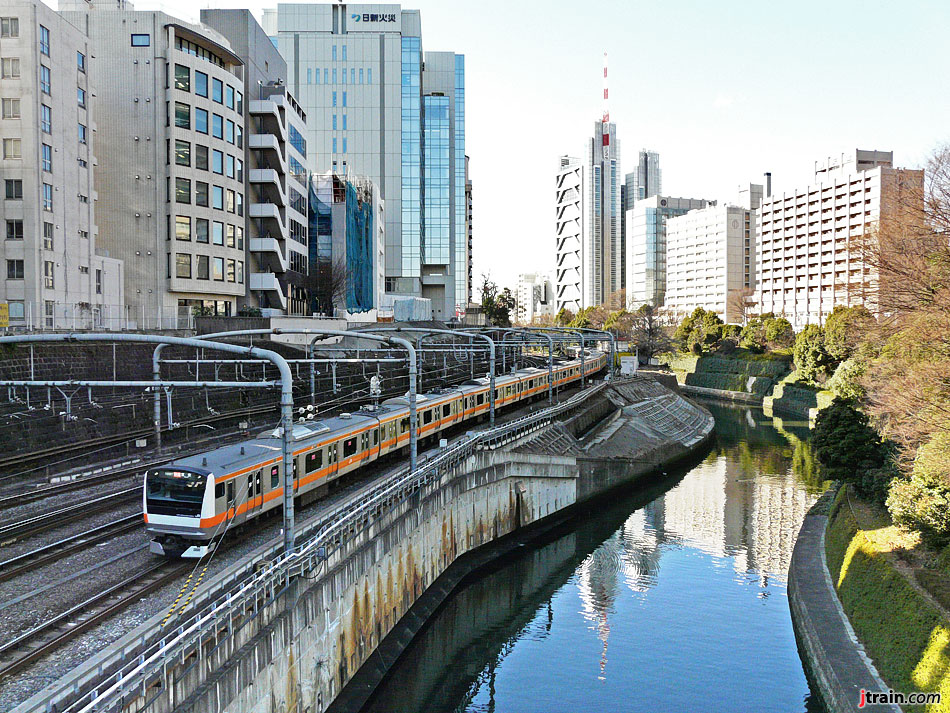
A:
<box><xmin>824</xmin><ymin>305</ymin><xmax>874</xmax><ymax>363</ymax></box>
<box><xmin>828</xmin><ymin>357</ymin><xmax>868</xmax><ymax>402</ymax></box>
<box><xmin>764</xmin><ymin>317</ymin><xmax>795</xmax><ymax>348</ymax></box>
<box><xmin>888</xmin><ymin>433</ymin><xmax>950</xmax><ymax>547</ymax></box>
<box><xmin>813</xmin><ymin>400</ymin><xmax>890</xmax><ymax>501</ymax></box>
<box><xmin>794</xmin><ymin>324</ymin><xmax>834</xmax><ymax>385</ymax></box>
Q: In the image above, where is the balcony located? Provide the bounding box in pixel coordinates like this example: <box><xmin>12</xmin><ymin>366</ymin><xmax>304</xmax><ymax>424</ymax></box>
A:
<box><xmin>249</xmin><ymin>134</ymin><xmax>287</xmax><ymax>174</ymax></box>
<box><xmin>249</xmin><ymin>169</ymin><xmax>287</xmax><ymax>207</ymax></box>
<box><xmin>249</xmin><ymin>99</ymin><xmax>287</xmax><ymax>141</ymax></box>
<box><xmin>249</xmin><ymin>272</ymin><xmax>287</xmax><ymax>310</ymax></box>
<box><xmin>250</xmin><ymin>236</ymin><xmax>288</xmax><ymax>273</ymax></box>
<box><xmin>249</xmin><ymin>202</ymin><xmax>287</xmax><ymax>237</ymax></box>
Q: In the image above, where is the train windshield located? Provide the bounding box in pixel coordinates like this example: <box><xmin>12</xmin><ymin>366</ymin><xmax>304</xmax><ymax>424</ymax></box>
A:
<box><xmin>146</xmin><ymin>469</ymin><xmax>207</xmax><ymax>517</ymax></box>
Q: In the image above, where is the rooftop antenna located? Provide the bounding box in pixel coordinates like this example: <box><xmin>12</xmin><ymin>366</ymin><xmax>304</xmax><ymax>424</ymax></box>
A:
<box><xmin>601</xmin><ymin>52</ymin><xmax>610</xmax><ymax>160</ymax></box>
<box><xmin>602</xmin><ymin>51</ymin><xmax>609</xmax><ymax>124</ymax></box>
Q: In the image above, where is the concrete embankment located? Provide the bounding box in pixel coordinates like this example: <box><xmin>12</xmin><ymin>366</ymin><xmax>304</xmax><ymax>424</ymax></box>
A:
<box><xmin>18</xmin><ymin>377</ymin><xmax>713</xmax><ymax>713</ymax></box>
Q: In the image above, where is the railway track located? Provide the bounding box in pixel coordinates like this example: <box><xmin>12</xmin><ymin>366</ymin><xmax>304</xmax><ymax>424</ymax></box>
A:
<box><xmin>0</xmin><ymin>488</ymin><xmax>140</xmax><ymax>545</ymax></box>
<box><xmin>0</xmin><ymin>560</ymin><xmax>192</xmax><ymax>682</ymax></box>
<box><xmin>0</xmin><ymin>515</ymin><xmax>142</xmax><ymax>583</ymax></box>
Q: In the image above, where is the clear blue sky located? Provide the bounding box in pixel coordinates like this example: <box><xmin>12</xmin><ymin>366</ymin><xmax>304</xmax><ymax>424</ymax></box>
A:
<box><xmin>92</xmin><ymin>0</ymin><xmax>950</xmax><ymax>293</ymax></box>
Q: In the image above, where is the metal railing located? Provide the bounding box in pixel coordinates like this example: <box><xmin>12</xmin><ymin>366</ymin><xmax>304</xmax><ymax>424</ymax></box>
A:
<box><xmin>36</xmin><ymin>365</ymin><xmax>610</xmax><ymax>713</ymax></box>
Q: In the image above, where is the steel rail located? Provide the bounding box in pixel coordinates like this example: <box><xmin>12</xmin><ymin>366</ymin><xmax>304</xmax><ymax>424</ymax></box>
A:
<box><xmin>0</xmin><ymin>487</ymin><xmax>139</xmax><ymax>544</ymax></box>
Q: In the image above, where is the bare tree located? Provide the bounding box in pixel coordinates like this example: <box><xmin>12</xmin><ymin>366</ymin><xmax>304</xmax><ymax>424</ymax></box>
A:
<box><xmin>728</xmin><ymin>287</ymin><xmax>756</xmax><ymax>325</ymax></box>
<box><xmin>630</xmin><ymin>304</ymin><xmax>674</xmax><ymax>363</ymax></box>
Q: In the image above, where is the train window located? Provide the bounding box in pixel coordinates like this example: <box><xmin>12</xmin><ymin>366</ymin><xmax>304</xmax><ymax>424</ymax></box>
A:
<box><xmin>343</xmin><ymin>437</ymin><xmax>356</xmax><ymax>458</ymax></box>
<box><xmin>423</xmin><ymin>410</ymin><xmax>432</xmax><ymax>425</ymax></box>
<box><xmin>477</xmin><ymin>393</ymin><xmax>484</xmax><ymax>405</ymax></box>
<box><xmin>226</xmin><ymin>481</ymin><xmax>234</xmax><ymax>504</ymax></box>
<box><xmin>270</xmin><ymin>465</ymin><xmax>279</xmax><ymax>489</ymax></box>
<box><xmin>443</xmin><ymin>404</ymin><xmax>451</xmax><ymax>418</ymax></box>
<box><xmin>360</xmin><ymin>432</ymin><xmax>368</xmax><ymax>450</ymax></box>
<box><xmin>215</xmin><ymin>482</ymin><xmax>225</xmax><ymax>499</ymax></box>
<box><xmin>306</xmin><ymin>450</ymin><xmax>323</xmax><ymax>473</ymax></box>
<box><xmin>400</xmin><ymin>417</ymin><xmax>410</xmax><ymax>434</ymax></box>
<box><xmin>373</xmin><ymin>429</ymin><xmax>379</xmax><ymax>446</ymax></box>
<box><xmin>247</xmin><ymin>475</ymin><xmax>254</xmax><ymax>500</ymax></box>
<box><xmin>255</xmin><ymin>472</ymin><xmax>261</xmax><ymax>495</ymax></box>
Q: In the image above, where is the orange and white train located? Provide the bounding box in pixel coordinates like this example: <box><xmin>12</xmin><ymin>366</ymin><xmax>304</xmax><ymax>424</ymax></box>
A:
<box><xmin>144</xmin><ymin>349</ymin><xmax>607</xmax><ymax>557</ymax></box>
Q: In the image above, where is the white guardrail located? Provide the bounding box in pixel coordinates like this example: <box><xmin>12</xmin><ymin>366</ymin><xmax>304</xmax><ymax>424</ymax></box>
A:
<box><xmin>39</xmin><ymin>379</ymin><xmax>611</xmax><ymax>713</ymax></box>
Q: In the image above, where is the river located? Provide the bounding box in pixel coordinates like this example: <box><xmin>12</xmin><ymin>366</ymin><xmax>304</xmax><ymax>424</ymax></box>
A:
<box><xmin>361</xmin><ymin>400</ymin><xmax>827</xmax><ymax>713</ymax></box>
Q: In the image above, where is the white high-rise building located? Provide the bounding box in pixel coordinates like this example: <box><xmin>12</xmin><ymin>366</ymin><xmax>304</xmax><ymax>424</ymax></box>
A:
<box><xmin>554</xmin><ymin>155</ymin><xmax>585</xmax><ymax>313</ymax></box>
<box><xmin>665</xmin><ymin>185</ymin><xmax>760</xmax><ymax>323</ymax></box>
<box><xmin>515</xmin><ymin>272</ymin><xmax>554</xmax><ymax>324</ymax></box>
<box><xmin>756</xmin><ymin>149</ymin><xmax>923</xmax><ymax>329</ymax></box>
<box><xmin>0</xmin><ymin>0</ymin><xmax>123</xmax><ymax>329</ymax></box>
<box><xmin>269</xmin><ymin>4</ymin><xmax>467</xmax><ymax>321</ymax></box>
<box><xmin>586</xmin><ymin>120</ymin><xmax>621</xmax><ymax>307</ymax></box>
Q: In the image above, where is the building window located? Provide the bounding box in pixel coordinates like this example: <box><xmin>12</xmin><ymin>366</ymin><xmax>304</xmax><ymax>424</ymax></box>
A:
<box><xmin>237</xmin><ymin>260</ymin><xmax>244</xmax><ymax>284</ymax></box>
<box><xmin>235</xmin><ymin>225</ymin><xmax>243</xmax><ymax>249</ymax></box>
<box><xmin>195</xmin><ymin>144</ymin><xmax>208</xmax><ymax>170</ymax></box>
<box><xmin>39</xmin><ymin>25</ymin><xmax>49</xmax><ymax>56</ymax></box>
<box><xmin>343</xmin><ymin>114</ymin><xmax>347</xmax><ymax>130</ymax></box>
<box><xmin>39</xmin><ymin>66</ymin><xmax>51</xmax><ymax>96</ymax></box>
<box><xmin>0</xmin><ymin>58</ymin><xmax>20</xmax><ymax>78</ymax></box>
<box><xmin>44</xmin><ymin>300</ymin><xmax>53</xmax><ymax>327</ymax></box>
<box><xmin>226</xmin><ymin>84</ymin><xmax>234</xmax><ymax>110</ymax></box>
<box><xmin>342</xmin><ymin>91</ymin><xmax>347</xmax><ymax>107</ymax></box>
<box><xmin>43</xmin><ymin>222</ymin><xmax>53</xmax><ymax>248</ymax></box>
<box><xmin>332</xmin><ymin>114</ymin><xmax>337</xmax><ymax>130</ymax></box>
<box><xmin>359</xmin><ymin>68</ymin><xmax>363</xmax><ymax>84</ymax></box>
<box><xmin>79</xmin><ymin>265</ymin><xmax>88</xmax><ymax>274</ymax></box>
<box><xmin>42</xmin><ymin>143</ymin><xmax>51</xmax><ymax>171</ymax></box>
<box><xmin>77</xmin><ymin>51</ymin><xmax>85</xmax><ymax>72</ymax></box>
<box><xmin>0</xmin><ymin>18</ymin><xmax>18</xmax><ymax>38</ymax></box>
<box><xmin>324</xmin><ymin>68</ymin><xmax>328</xmax><ymax>83</ymax></box>
<box><xmin>225</xmin><ymin>119</ymin><xmax>234</xmax><ymax>144</ymax></box>
<box><xmin>195</xmin><ymin>218</ymin><xmax>209</xmax><ymax>243</ymax></box>
<box><xmin>78</xmin><ymin>194</ymin><xmax>88</xmax><ymax>203</ymax></box>
<box><xmin>175</xmin><ymin>177</ymin><xmax>191</xmax><ymax>204</ymax></box>
<box><xmin>2</xmin><ymin>138</ymin><xmax>20</xmax><ymax>159</ymax></box>
<box><xmin>332</xmin><ymin>91</ymin><xmax>337</xmax><ymax>107</ymax></box>
<box><xmin>42</xmin><ymin>183</ymin><xmax>52</xmax><ymax>210</ymax></box>
<box><xmin>212</xmin><ymin>113</ymin><xmax>223</xmax><ymax>139</ymax></box>
<box><xmin>235</xmin><ymin>124</ymin><xmax>242</xmax><ymax>149</ymax></box>
<box><xmin>175</xmin><ymin>139</ymin><xmax>190</xmax><ymax>166</ymax></box>
<box><xmin>226</xmin><ymin>224</ymin><xmax>235</xmax><ymax>247</ymax></box>
<box><xmin>212</xmin><ymin>149</ymin><xmax>223</xmax><ymax>174</ymax></box>
<box><xmin>95</xmin><ymin>269</ymin><xmax>101</xmax><ymax>294</ymax></box>
<box><xmin>236</xmin><ymin>158</ymin><xmax>243</xmax><ymax>182</ymax></box>
<box><xmin>212</xmin><ymin>221</ymin><xmax>223</xmax><ymax>245</ymax></box>
<box><xmin>4</xmin><ymin>179</ymin><xmax>22</xmax><ymax>199</ymax></box>
<box><xmin>195</xmin><ymin>180</ymin><xmax>208</xmax><ymax>207</ymax></box>
<box><xmin>212</xmin><ymin>185</ymin><xmax>224</xmax><ymax>210</ymax></box>
<box><xmin>77</xmin><ymin>87</ymin><xmax>86</xmax><ymax>108</ymax></box>
<box><xmin>1</xmin><ymin>98</ymin><xmax>19</xmax><ymax>118</ymax></box>
<box><xmin>40</xmin><ymin>104</ymin><xmax>51</xmax><ymax>133</ymax></box>
<box><xmin>342</xmin><ymin>137</ymin><xmax>347</xmax><ymax>154</ymax></box>
<box><xmin>194</xmin><ymin>70</ymin><xmax>208</xmax><ymax>97</ymax></box>
<box><xmin>176</xmin><ymin>253</ymin><xmax>191</xmax><ymax>279</ymax></box>
<box><xmin>307</xmin><ymin>67</ymin><xmax>311</xmax><ymax>84</ymax></box>
<box><xmin>6</xmin><ymin>259</ymin><xmax>24</xmax><ymax>279</ymax></box>
<box><xmin>213</xmin><ymin>256</ymin><xmax>224</xmax><ymax>281</ymax></box>
<box><xmin>131</xmin><ymin>34</ymin><xmax>150</xmax><ymax>47</ymax></box>
<box><xmin>175</xmin><ymin>215</ymin><xmax>191</xmax><ymax>241</ymax></box>
<box><xmin>236</xmin><ymin>90</ymin><xmax>242</xmax><ymax>113</ymax></box>
<box><xmin>174</xmin><ymin>64</ymin><xmax>190</xmax><ymax>91</ymax></box>
<box><xmin>195</xmin><ymin>108</ymin><xmax>208</xmax><ymax>134</ymax></box>
<box><xmin>212</xmin><ymin>78</ymin><xmax>223</xmax><ymax>103</ymax></box>
<box><xmin>236</xmin><ymin>192</ymin><xmax>243</xmax><ymax>217</ymax></box>
<box><xmin>196</xmin><ymin>254</ymin><xmax>209</xmax><ymax>279</ymax></box>
<box><xmin>226</xmin><ymin>258</ymin><xmax>235</xmax><ymax>282</ymax></box>
<box><xmin>368</xmin><ymin>68</ymin><xmax>372</xmax><ymax>84</ymax></box>
<box><xmin>5</xmin><ymin>219</ymin><xmax>23</xmax><ymax>240</ymax></box>
<box><xmin>332</xmin><ymin>45</ymin><xmax>337</xmax><ymax>61</ymax></box>
<box><xmin>78</xmin><ymin>123</ymin><xmax>87</xmax><ymax>144</ymax></box>
<box><xmin>174</xmin><ymin>102</ymin><xmax>190</xmax><ymax>129</ymax></box>
<box><xmin>44</xmin><ymin>260</ymin><xmax>54</xmax><ymax>288</ymax></box>
<box><xmin>8</xmin><ymin>301</ymin><xmax>23</xmax><ymax>320</ymax></box>
<box><xmin>342</xmin><ymin>45</ymin><xmax>347</xmax><ymax>61</ymax></box>
<box><xmin>332</xmin><ymin>137</ymin><xmax>337</xmax><ymax>154</ymax></box>
<box><xmin>226</xmin><ymin>154</ymin><xmax>234</xmax><ymax>178</ymax></box>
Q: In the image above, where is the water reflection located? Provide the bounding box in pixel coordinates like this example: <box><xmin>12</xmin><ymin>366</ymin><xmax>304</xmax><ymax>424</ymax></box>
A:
<box><xmin>361</xmin><ymin>403</ymin><xmax>827</xmax><ymax>713</ymax></box>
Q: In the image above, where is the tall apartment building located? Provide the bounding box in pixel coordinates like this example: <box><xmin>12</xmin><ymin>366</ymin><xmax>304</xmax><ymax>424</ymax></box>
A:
<box><xmin>201</xmin><ymin>9</ymin><xmax>310</xmax><ymax>316</ymax></box>
<box><xmin>586</xmin><ymin>120</ymin><xmax>621</xmax><ymax>307</ymax></box>
<box><xmin>665</xmin><ymin>185</ymin><xmax>761</xmax><ymax>323</ymax></box>
<box><xmin>0</xmin><ymin>0</ymin><xmax>123</xmax><ymax>329</ymax></box>
<box><xmin>269</xmin><ymin>4</ymin><xmax>467</xmax><ymax>321</ymax></box>
<box><xmin>62</xmin><ymin>0</ymin><xmax>249</xmax><ymax>327</ymax></box>
<box><xmin>554</xmin><ymin>155</ymin><xmax>585</xmax><ymax>313</ymax></box>
<box><xmin>756</xmin><ymin>149</ymin><xmax>923</xmax><ymax>329</ymax></box>
<box><xmin>465</xmin><ymin>155</ymin><xmax>472</xmax><ymax>311</ymax></box>
<box><xmin>626</xmin><ymin>195</ymin><xmax>712</xmax><ymax>309</ymax></box>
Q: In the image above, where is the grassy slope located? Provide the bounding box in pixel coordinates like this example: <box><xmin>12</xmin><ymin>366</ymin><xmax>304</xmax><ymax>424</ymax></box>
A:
<box><xmin>825</xmin><ymin>487</ymin><xmax>950</xmax><ymax>712</ymax></box>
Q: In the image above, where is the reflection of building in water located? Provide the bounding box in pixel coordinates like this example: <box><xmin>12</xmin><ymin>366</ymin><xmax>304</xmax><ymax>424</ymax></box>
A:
<box><xmin>657</xmin><ymin>455</ymin><xmax>815</xmax><ymax>584</ymax></box>
<box><xmin>576</xmin><ymin>505</ymin><xmax>663</xmax><ymax>677</ymax></box>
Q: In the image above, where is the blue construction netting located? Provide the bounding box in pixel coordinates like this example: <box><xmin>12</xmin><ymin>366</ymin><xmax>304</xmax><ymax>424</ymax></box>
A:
<box><xmin>345</xmin><ymin>182</ymin><xmax>374</xmax><ymax>313</ymax></box>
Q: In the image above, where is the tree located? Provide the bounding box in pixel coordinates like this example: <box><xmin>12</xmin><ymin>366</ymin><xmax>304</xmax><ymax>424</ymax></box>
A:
<box><xmin>793</xmin><ymin>324</ymin><xmax>834</xmax><ymax>385</ymax></box>
<box><xmin>630</xmin><ymin>304</ymin><xmax>673</xmax><ymax>362</ymax></box>
<box><xmin>764</xmin><ymin>317</ymin><xmax>795</xmax><ymax>348</ymax></box>
<box><xmin>674</xmin><ymin>307</ymin><xmax>723</xmax><ymax>353</ymax></box>
<box><xmin>480</xmin><ymin>275</ymin><xmax>515</xmax><ymax>327</ymax></box>
<box><xmin>814</xmin><ymin>400</ymin><xmax>892</xmax><ymax>502</ymax></box>
<box><xmin>727</xmin><ymin>288</ymin><xmax>756</xmax><ymax>325</ymax></box>
<box><xmin>555</xmin><ymin>307</ymin><xmax>575</xmax><ymax>327</ymax></box>
<box><xmin>824</xmin><ymin>305</ymin><xmax>874</xmax><ymax>363</ymax></box>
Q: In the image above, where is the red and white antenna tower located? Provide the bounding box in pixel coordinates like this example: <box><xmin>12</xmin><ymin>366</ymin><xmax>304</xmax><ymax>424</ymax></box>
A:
<box><xmin>601</xmin><ymin>52</ymin><xmax>610</xmax><ymax>159</ymax></box>
<box><xmin>602</xmin><ymin>51</ymin><xmax>609</xmax><ymax>123</ymax></box>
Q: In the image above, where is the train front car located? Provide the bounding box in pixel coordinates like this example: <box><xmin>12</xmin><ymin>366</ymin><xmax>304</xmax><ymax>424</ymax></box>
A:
<box><xmin>144</xmin><ymin>466</ymin><xmax>215</xmax><ymax>558</ymax></box>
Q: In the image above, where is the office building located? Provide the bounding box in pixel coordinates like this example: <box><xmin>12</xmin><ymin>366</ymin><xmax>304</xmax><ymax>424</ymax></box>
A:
<box><xmin>626</xmin><ymin>195</ymin><xmax>712</xmax><ymax>309</ymax></box>
<box><xmin>554</xmin><ymin>155</ymin><xmax>585</xmax><ymax>313</ymax></box>
<box><xmin>308</xmin><ymin>171</ymin><xmax>384</xmax><ymax>318</ymax></box>
<box><xmin>625</xmin><ymin>150</ymin><xmax>661</xmax><ymax>205</ymax></box>
<box><xmin>665</xmin><ymin>185</ymin><xmax>761</xmax><ymax>323</ymax></box>
<box><xmin>515</xmin><ymin>272</ymin><xmax>554</xmax><ymax>324</ymax></box>
<box><xmin>270</xmin><ymin>4</ymin><xmax>467</xmax><ymax>321</ymax></box>
<box><xmin>201</xmin><ymin>9</ymin><xmax>311</xmax><ymax>315</ymax></box>
<box><xmin>62</xmin><ymin>0</ymin><xmax>249</xmax><ymax>327</ymax></box>
<box><xmin>0</xmin><ymin>0</ymin><xmax>123</xmax><ymax>329</ymax></box>
<box><xmin>465</xmin><ymin>155</ymin><xmax>472</xmax><ymax>312</ymax></box>
<box><xmin>756</xmin><ymin>149</ymin><xmax>923</xmax><ymax>329</ymax></box>
<box><xmin>586</xmin><ymin>119</ymin><xmax>621</xmax><ymax>307</ymax></box>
